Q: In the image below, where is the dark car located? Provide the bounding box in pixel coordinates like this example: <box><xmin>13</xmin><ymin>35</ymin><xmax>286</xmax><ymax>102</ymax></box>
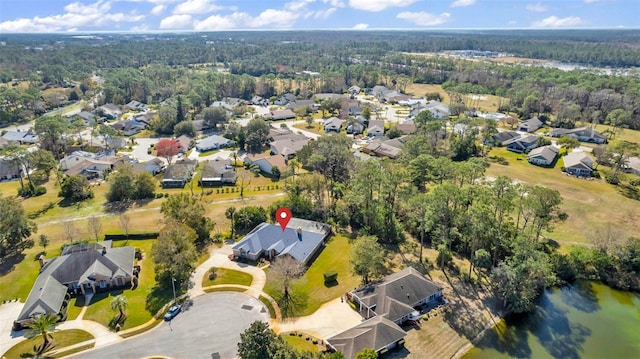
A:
<box><xmin>164</xmin><ymin>305</ymin><xmax>181</xmax><ymax>321</ymax></box>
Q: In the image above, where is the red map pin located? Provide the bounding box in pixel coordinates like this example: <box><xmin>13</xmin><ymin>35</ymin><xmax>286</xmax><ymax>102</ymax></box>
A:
<box><xmin>275</xmin><ymin>207</ymin><xmax>292</xmax><ymax>232</ymax></box>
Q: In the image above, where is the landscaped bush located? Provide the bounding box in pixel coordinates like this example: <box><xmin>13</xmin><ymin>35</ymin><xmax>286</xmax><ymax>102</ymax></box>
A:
<box><xmin>323</xmin><ymin>271</ymin><xmax>338</xmax><ymax>284</ymax></box>
<box><xmin>104</xmin><ymin>233</ymin><xmax>159</xmax><ymax>240</ymax></box>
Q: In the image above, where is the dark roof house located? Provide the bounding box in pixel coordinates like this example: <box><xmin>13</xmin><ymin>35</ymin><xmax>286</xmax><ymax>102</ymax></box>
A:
<box><xmin>200</xmin><ymin>158</ymin><xmax>236</xmax><ymax>186</ymax></box>
<box><xmin>518</xmin><ymin>117</ymin><xmax>543</xmax><ymax>133</ymax></box>
<box><xmin>326</xmin><ymin>316</ymin><xmax>406</xmax><ymax>359</ymax></box>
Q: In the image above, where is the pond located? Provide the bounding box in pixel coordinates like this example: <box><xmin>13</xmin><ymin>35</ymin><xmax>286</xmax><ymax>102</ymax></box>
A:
<box><xmin>464</xmin><ymin>281</ymin><xmax>640</xmax><ymax>359</ymax></box>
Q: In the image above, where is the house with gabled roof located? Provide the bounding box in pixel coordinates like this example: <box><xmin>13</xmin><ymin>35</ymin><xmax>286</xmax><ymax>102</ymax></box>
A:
<box><xmin>549</xmin><ymin>127</ymin><xmax>607</xmax><ymax>144</ymax></box>
<box><xmin>326</xmin><ymin>316</ymin><xmax>406</xmax><ymax>359</ymax></box>
<box><xmin>367</xmin><ymin>120</ymin><xmax>385</xmax><ymax>137</ymax></box>
<box><xmin>0</xmin><ymin>157</ymin><xmax>22</xmax><ymax>181</ymax></box>
<box><xmin>14</xmin><ymin>241</ymin><xmax>135</xmax><ymax>329</ymax></box>
<box><xmin>2</xmin><ymin>130</ymin><xmax>39</xmax><ymax>145</ymax></box>
<box><xmin>527</xmin><ymin>145</ymin><xmax>559</xmax><ymax>167</ymax></box>
<box><xmin>486</xmin><ymin>131</ymin><xmax>520</xmax><ymax>146</ymax></box>
<box><xmin>195</xmin><ymin>135</ymin><xmax>231</xmax><ymax>152</ymax></box>
<box><xmin>504</xmin><ymin>134</ymin><xmax>540</xmax><ymax>153</ymax></box>
<box><xmin>244</xmin><ymin>153</ymin><xmax>287</xmax><ymax>175</ymax></box>
<box><xmin>265</xmin><ymin>109</ymin><xmax>297</xmax><ymax>121</ymax></box>
<box><xmin>200</xmin><ymin>158</ymin><xmax>236</xmax><ymax>186</ymax></box>
<box><xmin>270</xmin><ymin>137</ymin><xmax>309</xmax><ymax>159</ymax></box>
<box><xmin>518</xmin><ymin>117</ymin><xmax>543</xmax><ymax>133</ymax></box>
<box><xmin>563</xmin><ymin>151</ymin><xmax>595</xmax><ymax>177</ymax></box>
<box><xmin>324</xmin><ymin>117</ymin><xmax>345</xmax><ymax>133</ymax></box>
<box><xmin>162</xmin><ymin>158</ymin><xmax>197</xmax><ymax>188</ymax></box>
<box><xmin>232</xmin><ymin>218</ymin><xmax>331</xmax><ymax>265</ymax></box>
<box><xmin>98</xmin><ymin>103</ymin><xmax>122</xmax><ymax>119</ymax></box>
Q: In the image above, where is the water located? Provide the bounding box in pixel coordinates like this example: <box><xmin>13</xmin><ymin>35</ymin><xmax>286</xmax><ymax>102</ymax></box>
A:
<box><xmin>464</xmin><ymin>282</ymin><xmax>640</xmax><ymax>359</ymax></box>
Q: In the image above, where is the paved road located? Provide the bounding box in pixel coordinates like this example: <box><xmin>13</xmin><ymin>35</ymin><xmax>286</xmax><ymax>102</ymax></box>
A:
<box><xmin>75</xmin><ymin>292</ymin><xmax>269</xmax><ymax>359</ymax></box>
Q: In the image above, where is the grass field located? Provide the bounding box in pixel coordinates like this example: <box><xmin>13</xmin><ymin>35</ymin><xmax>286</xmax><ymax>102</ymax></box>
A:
<box><xmin>263</xmin><ymin>235</ymin><xmax>360</xmax><ymax>318</ymax></box>
<box><xmin>282</xmin><ymin>334</ymin><xmax>319</xmax><ymax>353</ymax></box>
<box><xmin>404</xmin><ymin>83</ymin><xmax>507</xmax><ymax>113</ymax></box>
<box><xmin>2</xmin><ymin>329</ymin><xmax>93</xmax><ymax>359</ymax></box>
<box><xmin>486</xmin><ymin>147</ymin><xmax>640</xmax><ymax>244</ymax></box>
<box><xmin>201</xmin><ymin>267</ymin><xmax>253</xmax><ymax>287</ymax></box>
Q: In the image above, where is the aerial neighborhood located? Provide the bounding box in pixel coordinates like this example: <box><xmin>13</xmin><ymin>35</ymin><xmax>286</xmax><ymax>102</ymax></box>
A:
<box><xmin>1</xmin><ymin>29</ymin><xmax>639</xmax><ymax>359</ymax></box>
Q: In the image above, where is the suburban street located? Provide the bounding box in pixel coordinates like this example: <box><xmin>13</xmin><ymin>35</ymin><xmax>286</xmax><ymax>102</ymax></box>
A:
<box><xmin>73</xmin><ymin>292</ymin><xmax>270</xmax><ymax>359</ymax></box>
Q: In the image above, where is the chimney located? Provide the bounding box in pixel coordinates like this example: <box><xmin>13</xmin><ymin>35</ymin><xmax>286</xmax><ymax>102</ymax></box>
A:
<box><xmin>101</xmin><ymin>246</ymin><xmax>107</xmax><ymax>256</ymax></box>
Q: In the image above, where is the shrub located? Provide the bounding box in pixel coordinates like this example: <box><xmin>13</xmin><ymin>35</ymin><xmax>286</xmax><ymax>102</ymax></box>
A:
<box><xmin>323</xmin><ymin>271</ymin><xmax>338</xmax><ymax>283</ymax></box>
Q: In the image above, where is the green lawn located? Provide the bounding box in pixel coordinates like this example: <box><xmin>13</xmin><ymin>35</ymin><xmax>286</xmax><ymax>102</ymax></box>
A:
<box><xmin>259</xmin><ymin>295</ymin><xmax>276</xmax><ymax>318</ymax></box>
<box><xmin>201</xmin><ymin>267</ymin><xmax>253</xmax><ymax>287</ymax></box>
<box><xmin>203</xmin><ymin>286</ymin><xmax>247</xmax><ymax>293</ymax></box>
<box><xmin>486</xmin><ymin>147</ymin><xmax>640</xmax><ymax>244</ymax></box>
<box><xmin>263</xmin><ymin>235</ymin><xmax>360</xmax><ymax>317</ymax></box>
<box><xmin>83</xmin><ymin>239</ymin><xmax>173</xmax><ymax>330</ymax></box>
<box><xmin>66</xmin><ymin>296</ymin><xmax>85</xmax><ymax>320</ymax></box>
<box><xmin>282</xmin><ymin>334</ymin><xmax>319</xmax><ymax>353</ymax></box>
<box><xmin>2</xmin><ymin>329</ymin><xmax>94</xmax><ymax>359</ymax></box>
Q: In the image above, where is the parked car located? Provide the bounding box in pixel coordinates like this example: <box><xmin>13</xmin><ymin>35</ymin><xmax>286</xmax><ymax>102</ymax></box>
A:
<box><xmin>164</xmin><ymin>305</ymin><xmax>181</xmax><ymax>321</ymax></box>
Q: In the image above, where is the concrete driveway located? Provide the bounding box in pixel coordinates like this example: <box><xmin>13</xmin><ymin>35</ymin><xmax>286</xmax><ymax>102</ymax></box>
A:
<box><xmin>130</xmin><ymin>138</ymin><xmax>161</xmax><ymax>162</ymax></box>
<box><xmin>74</xmin><ymin>292</ymin><xmax>269</xmax><ymax>359</ymax></box>
<box><xmin>0</xmin><ymin>301</ymin><xmax>26</xmax><ymax>354</ymax></box>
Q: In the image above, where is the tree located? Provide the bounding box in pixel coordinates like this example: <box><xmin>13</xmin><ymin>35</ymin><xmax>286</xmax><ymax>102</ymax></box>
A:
<box><xmin>237</xmin><ymin>321</ymin><xmax>279</xmax><ymax>359</ymax></box>
<box><xmin>34</xmin><ymin>115</ymin><xmax>69</xmax><ymax>158</ymax></box>
<box><xmin>59</xmin><ymin>175</ymin><xmax>93</xmax><ymax>201</ymax></box>
<box><xmin>234</xmin><ymin>206</ymin><xmax>267</xmax><ymax>233</ymax></box>
<box><xmin>133</xmin><ymin>171</ymin><xmax>157</xmax><ymax>199</ymax></box>
<box><xmin>225</xmin><ymin>206</ymin><xmax>236</xmax><ymax>239</ymax></box>
<box><xmin>30</xmin><ymin>149</ymin><xmax>57</xmax><ymax>178</ymax></box>
<box><xmin>39</xmin><ymin>234</ymin><xmax>49</xmax><ymax>254</ymax></box>
<box><xmin>604</xmin><ymin>140</ymin><xmax>639</xmax><ymax>184</ymax></box>
<box><xmin>362</xmin><ymin>105</ymin><xmax>371</xmax><ymax>121</ymax></box>
<box><xmin>350</xmin><ymin>236</ymin><xmax>385</xmax><ymax>285</ymax></box>
<box><xmin>88</xmin><ymin>215</ymin><xmax>103</xmax><ymax>242</ymax></box>
<box><xmin>355</xmin><ymin>348</ymin><xmax>378</xmax><ymax>359</ymax></box>
<box><xmin>119</xmin><ymin>214</ymin><xmax>131</xmax><ymax>236</ymax></box>
<box><xmin>606</xmin><ymin>109</ymin><xmax>630</xmax><ymax>139</ymax></box>
<box><xmin>245</xmin><ymin>117</ymin><xmax>270</xmax><ymax>153</ymax></box>
<box><xmin>111</xmin><ymin>294</ymin><xmax>128</xmax><ymax>319</ymax></box>
<box><xmin>97</xmin><ymin>124</ymin><xmax>120</xmax><ymax>151</ymax></box>
<box><xmin>174</xmin><ymin>120</ymin><xmax>195</xmax><ymax>137</ymax></box>
<box><xmin>202</xmin><ymin>107</ymin><xmax>228</xmax><ymax>130</ymax></box>
<box><xmin>26</xmin><ymin>313</ymin><xmax>58</xmax><ymax>352</ymax></box>
<box><xmin>152</xmin><ymin>222</ymin><xmax>198</xmax><ymax>286</ymax></box>
<box><xmin>156</xmin><ymin>139</ymin><xmax>181</xmax><ymax>164</ymax></box>
<box><xmin>237</xmin><ymin>169</ymin><xmax>253</xmax><ymax>200</ymax></box>
<box><xmin>305</xmin><ymin>115</ymin><xmax>314</xmax><ymax>128</ymax></box>
<box><xmin>161</xmin><ymin>193</ymin><xmax>214</xmax><ymax>243</ymax></box>
<box><xmin>153</xmin><ymin>106</ymin><xmax>178</xmax><ymax>135</ymax></box>
<box><xmin>270</xmin><ymin>255</ymin><xmax>305</xmax><ymax>299</ymax></box>
<box><xmin>0</xmin><ymin>195</ymin><xmax>37</xmax><ymax>257</ymax></box>
<box><xmin>557</xmin><ymin>135</ymin><xmax>580</xmax><ymax>149</ymax></box>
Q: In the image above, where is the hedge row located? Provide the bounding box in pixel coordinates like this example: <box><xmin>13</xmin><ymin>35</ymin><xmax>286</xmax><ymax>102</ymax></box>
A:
<box><xmin>104</xmin><ymin>233</ymin><xmax>159</xmax><ymax>241</ymax></box>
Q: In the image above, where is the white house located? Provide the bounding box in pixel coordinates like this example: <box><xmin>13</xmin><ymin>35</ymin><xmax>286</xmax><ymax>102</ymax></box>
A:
<box><xmin>195</xmin><ymin>135</ymin><xmax>231</xmax><ymax>152</ymax></box>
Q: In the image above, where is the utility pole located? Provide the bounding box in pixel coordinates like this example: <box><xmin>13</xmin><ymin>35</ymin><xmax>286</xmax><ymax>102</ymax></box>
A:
<box><xmin>171</xmin><ymin>277</ymin><xmax>177</xmax><ymax>304</ymax></box>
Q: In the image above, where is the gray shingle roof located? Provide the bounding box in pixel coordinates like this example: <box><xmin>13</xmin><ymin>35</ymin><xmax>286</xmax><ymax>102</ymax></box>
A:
<box><xmin>232</xmin><ymin>218</ymin><xmax>331</xmax><ymax>264</ymax></box>
<box><xmin>326</xmin><ymin>316</ymin><xmax>406</xmax><ymax>359</ymax></box>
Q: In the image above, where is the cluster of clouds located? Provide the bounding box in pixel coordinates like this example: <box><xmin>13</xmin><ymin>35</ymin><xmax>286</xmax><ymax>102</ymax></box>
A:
<box><xmin>0</xmin><ymin>0</ymin><xmax>601</xmax><ymax>32</ymax></box>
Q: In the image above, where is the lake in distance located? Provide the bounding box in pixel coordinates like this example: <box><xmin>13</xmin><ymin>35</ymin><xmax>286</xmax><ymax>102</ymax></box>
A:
<box><xmin>464</xmin><ymin>281</ymin><xmax>640</xmax><ymax>359</ymax></box>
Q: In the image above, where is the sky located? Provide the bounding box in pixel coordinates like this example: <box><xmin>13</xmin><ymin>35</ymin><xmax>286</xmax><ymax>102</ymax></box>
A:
<box><xmin>0</xmin><ymin>0</ymin><xmax>638</xmax><ymax>33</ymax></box>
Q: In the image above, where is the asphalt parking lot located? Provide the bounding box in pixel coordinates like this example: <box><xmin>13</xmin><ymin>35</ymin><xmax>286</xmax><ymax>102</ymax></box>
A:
<box><xmin>75</xmin><ymin>292</ymin><xmax>269</xmax><ymax>359</ymax></box>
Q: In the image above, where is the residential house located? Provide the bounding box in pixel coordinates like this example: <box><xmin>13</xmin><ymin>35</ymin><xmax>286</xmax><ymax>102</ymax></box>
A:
<box><xmin>175</xmin><ymin>135</ymin><xmax>193</xmax><ymax>153</ymax></box>
<box><xmin>398</xmin><ymin>98</ymin><xmax>427</xmax><ymax>106</ymax></box>
<box><xmin>346</xmin><ymin>117</ymin><xmax>365</xmax><ymax>135</ymax></box>
<box><xmin>327</xmin><ymin>267</ymin><xmax>443</xmax><ymax>359</ymax></box>
<box><xmin>486</xmin><ymin>131</ymin><xmax>520</xmax><ymax>146</ymax></box>
<box><xmin>2</xmin><ymin>130</ymin><xmax>39</xmax><ymax>145</ymax></box>
<box><xmin>162</xmin><ymin>159</ymin><xmax>197</xmax><ymax>188</ymax></box>
<box><xmin>270</xmin><ymin>137</ymin><xmax>309</xmax><ymax>159</ymax></box>
<box><xmin>0</xmin><ymin>157</ymin><xmax>21</xmax><ymax>181</ymax></box>
<box><xmin>244</xmin><ymin>153</ymin><xmax>287</xmax><ymax>175</ymax></box>
<box><xmin>195</xmin><ymin>135</ymin><xmax>231</xmax><ymax>152</ymax></box>
<box><xmin>349</xmin><ymin>267</ymin><xmax>443</xmax><ymax>323</ymax></box>
<box><xmin>348</xmin><ymin>85</ymin><xmax>361</xmax><ymax>96</ymax></box>
<box><xmin>367</xmin><ymin>120</ymin><xmax>385</xmax><ymax>137</ymax></box>
<box><xmin>60</xmin><ymin>151</ymin><xmax>97</xmax><ymax>171</ymax></box>
<box><xmin>124</xmin><ymin>100</ymin><xmax>148</xmax><ymax>112</ymax></box>
<box><xmin>274</xmin><ymin>93</ymin><xmax>297</xmax><ymax>106</ymax></box>
<box><xmin>395</xmin><ymin>122</ymin><xmax>416</xmax><ymax>135</ymax></box>
<box><xmin>14</xmin><ymin>241</ymin><xmax>135</xmax><ymax>329</ymax></box>
<box><xmin>626</xmin><ymin>156</ymin><xmax>640</xmax><ymax>176</ymax></box>
<box><xmin>232</xmin><ymin>218</ymin><xmax>332</xmax><ymax>265</ymax></box>
<box><xmin>110</xmin><ymin>119</ymin><xmax>148</xmax><ymax>136</ymax></box>
<box><xmin>287</xmin><ymin>99</ymin><xmax>317</xmax><ymax>113</ymax></box>
<box><xmin>527</xmin><ymin>145</ymin><xmax>559</xmax><ymax>167</ymax></box>
<box><xmin>200</xmin><ymin>158</ymin><xmax>236</xmax><ymax>186</ymax></box>
<box><xmin>64</xmin><ymin>156</ymin><xmax>126</xmax><ymax>180</ymax></box>
<box><xmin>209</xmin><ymin>101</ymin><xmax>234</xmax><ymax>117</ymax></box>
<box><xmin>518</xmin><ymin>117</ymin><xmax>543</xmax><ymax>133</ymax></box>
<box><xmin>423</xmin><ymin>101</ymin><xmax>451</xmax><ymax>119</ymax></box>
<box><xmin>98</xmin><ymin>103</ymin><xmax>122</xmax><ymax>119</ymax></box>
<box><xmin>549</xmin><ymin>127</ymin><xmax>607</xmax><ymax>144</ymax></box>
<box><xmin>324</xmin><ymin>117</ymin><xmax>344</xmax><ymax>133</ymax></box>
<box><xmin>326</xmin><ymin>316</ymin><xmax>406</xmax><ymax>359</ymax></box>
<box><xmin>264</xmin><ymin>109</ymin><xmax>297</xmax><ymax>121</ymax></box>
<box><xmin>251</xmin><ymin>96</ymin><xmax>268</xmax><ymax>106</ymax></box>
<box><xmin>362</xmin><ymin>138</ymin><xmax>405</xmax><ymax>160</ymax></box>
<box><xmin>73</xmin><ymin>111</ymin><xmax>96</xmax><ymax>126</ymax></box>
<box><xmin>563</xmin><ymin>151</ymin><xmax>595</xmax><ymax>177</ymax></box>
<box><xmin>503</xmin><ymin>134</ymin><xmax>540</xmax><ymax>153</ymax></box>
<box><xmin>132</xmin><ymin>158</ymin><xmax>166</xmax><ymax>176</ymax></box>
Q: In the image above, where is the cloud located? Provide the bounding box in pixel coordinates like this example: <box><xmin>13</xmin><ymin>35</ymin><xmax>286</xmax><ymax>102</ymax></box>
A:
<box><xmin>194</xmin><ymin>14</ymin><xmax>237</xmax><ymax>30</ymax></box>
<box><xmin>151</xmin><ymin>4</ymin><xmax>167</xmax><ymax>15</ymax></box>
<box><xmin>0</xmin><ymin>0</ymin><xmax>145</xmax><ymax>32</ymax></box>
<box><xmin>525</xmin><ymin>3</ymin><xmax>548</xmax><ymax>12</ymax></box>
<box><xmin>285</xmin><ymin>0</ymin><xmax>315</xmax><ymax>12</ymax></box>
<box><xmin>323</xmin><ymin>0</ymin><xmax>346</xmax><ymax>7</ymax></box>
<box><xmin>349</xmin><ymin>0</ymin><xmax>417</xmax><ymax>12</ymax></box>
<box><xmin>583</xmin><ymin>0</ymin><xmax>603</xmax><ymax>3</ymax></box>
<box><xmin>173</xmin><ymin>0</ymin><xmax>222</xmax><ymax>14</ymax></box>
<box><xmin>450</xmin><ymin>0</ymin><xmax>476</xmax><ymax>7</ymax></box>
<box><xmin>397</xmin><ymin>11</ymin><xmax>452</xmax><ymax>26</ymax></box>
<box><xmin>159</xmin><ymin>14</ymin><xmax>193</xmax><ymax>28</ymax></box>
<box><xmin>353</xmin><ymin>23</ymin><xmax>369</xmax><ymax>29</ymax></box>
<box><xmin>314</xmin><ymin>7</ymin><xmax>337</xmax><ymax>19</ymax></box>
<box><xmin>531</xmin><ymin>16</ymin><xmax>589</xmax><ymax>28</ymax></box>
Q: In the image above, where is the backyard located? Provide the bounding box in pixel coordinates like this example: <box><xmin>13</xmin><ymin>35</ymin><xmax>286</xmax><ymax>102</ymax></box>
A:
<box><xmin>263</xmin><ymin>235</ymin><xmax>360</xmax><ymax>318</ymax></box>
<box><xmin>486</xmin><ymin>147</ymin><xmax>640</xmax><ymax>244</ymax></box>
<box><xmin>2</xmin><ymin>329</ymin><xmax>94</xmax><ymax>359</ymax></box>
